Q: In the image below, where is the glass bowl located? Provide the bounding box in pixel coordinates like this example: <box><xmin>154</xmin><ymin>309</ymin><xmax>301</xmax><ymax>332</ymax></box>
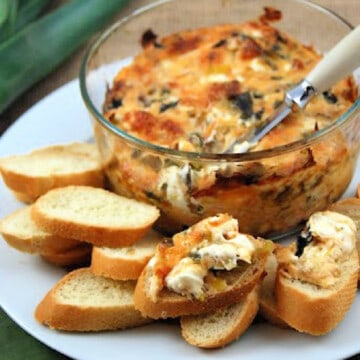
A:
<box><xmin>80</xmin><ymin>0</ymin><xmax>360</xmax><ymax>238</ymax></box>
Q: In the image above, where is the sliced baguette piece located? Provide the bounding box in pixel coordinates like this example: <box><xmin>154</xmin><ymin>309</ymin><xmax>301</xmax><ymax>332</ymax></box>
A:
<box><xmin>0</xmin><ymin>206</ymin><xmax>81</xmax><ymax>254</ymax></box>
<box><xmin>91</xmin><ymin>229</ymin><xmax>161</xmax><ymax>280</ymax></box>
<box><xmin>275</xmin><ymin>211</ymin><xmax>359</xmax><ymax>335</ymax></box>
<box><xmin>41</xmin><ymin>245</ymin><xmax>92</xmax><ymax>268</ymax></box>
<box><xmin>12</xmin><ymin>191</ymin><xmax>40</xmax><ymax>204</ymax></box>
<box><xmin>35</xmin><ymin>268</ymin><xmax>152</xmax><ymax>331</ymax></box>
<box><xmin>259</xmin><ymin>248</ymin><xmax>289</xmax><ymax>328</ymax></box>
<box><xmin>276</xmin><ymin>250</ymin><xmax>358</xmax><ymax>335</ymax></box>
<box><xmin>329</xmin><ymin>197</ymin><xmax>360</xmax><ymax>241</ymax></box>
<box><xmin>0</xmin><ymin>143</ymin><xmax>104</xmax><ymax>203</ymax></box>
<box><xmin>329</xmin><ymin>197</ymin><xmax>360</xmax><ymax>282</ymax></box>
<box><xmin>180</xmin><ymin>285</ymin><xmax>259</xmax><ymax>349</ymax></box>
<box><xmin>134</xmin><ymin>215</ymin><xmax>270</xmax><ymax>319</ymax></box>
<box><xmin>134</xmin><ymin>257</ymin><xmax>266</xmax><ymax>320</ymax></box>
<box><xmin>31</xmin><ymin>186</ymin><xmax>160</xmax><ymax>248</ymax></box>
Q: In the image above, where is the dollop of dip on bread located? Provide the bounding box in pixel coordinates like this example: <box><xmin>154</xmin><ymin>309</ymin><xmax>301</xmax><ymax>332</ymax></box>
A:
<box><xmin>147</xmin><ymin>214</ymin><xmax>259</xmax><ymax>300</ymax></box>
<box><xmin>278</xmin><ymin>211</ymin><xmax>357</xmax><ymax>288</ymax></box>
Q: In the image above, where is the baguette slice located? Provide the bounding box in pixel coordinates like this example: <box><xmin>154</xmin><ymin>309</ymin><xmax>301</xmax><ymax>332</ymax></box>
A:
<box><xmin>31</xmin><ymin>186</ymin><xmax>160</xmax><ymax>248</ymax></box>
<box><xmin>276</xmin><ymin>249</ymin><xmax>358</xmax><ymax>335</ymax></box>
<box><xmin>329</xmin><ymin>198</ymin><xmax>360</xmax><ymax>242</ymax></box>
<box><xmin>0</xmin><ymin>143</ymin><xmax>104</xmax><ymax>203</ymax></box>
<box><xmin>259</xmin><ymin>248</ymin><xmax>288</xmax><ymax>328</ymax></box>
<box><xmin>134</xmin><ymin>240</ymin><xmax>269</xmax><ymax>319</ymax></box>
<box><xmin>35</xmin><ymin>268</ymin><xmax>152</xmax><ymax>331</ymax></box>
<box><xmin>41</xmin><ymin>245</ymin><xmax>92</xmax><ymax>268</ymax></box>
<box><xmin>134</xmin><ymin>262</ymin><xmax>265</xmax><ymax>320</ymax></box>
<box><xmin>275</xmin><ymin>211</ymin><xmax>359</xmax><ymax>335</ymax></box>
<box><xmin>180</xmin><ymin>286</ymin><xmax>259</xmax><ymax>348</ymax></box>
<box><xmin>328</xmin><ymin>197</ymin><xmax>360</xmax><ymax>282</ymax></box>
<box><xmin>91</xmin><ymin>230</ymin><xmax>161</xmax><ymax>280</ymax></box>
<box><xmin>0</xmin><ymin>206</ymin><xmax>80</xmax><ymax>254</ymax></box>
<box><xmin>134</xmin><ymin>215</ymin><xmax>270</xmax><ymax>319</ymax></box>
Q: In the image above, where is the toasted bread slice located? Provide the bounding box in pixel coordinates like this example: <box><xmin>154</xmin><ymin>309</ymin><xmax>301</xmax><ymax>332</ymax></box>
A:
<box><xmin>275</xmin><ymin>211</ymin><xmax>359</xmax><ymax>335</ymax></box>
<box><xmin>276</xmin><ymin>250</ymin><xmax>358</xmax><ymax>335</ymax></box>
<box><xmin>180</xmin><ymin>286</ymin><xmax>259</xmax><ymax>348</ymax></box>
<box><xmin>35</xmin><ymin>268</ymin><xmax>152</xmax><ymax>331</ymax></box>
<box><xmin>0</xmin><ymin>143</ymin><xmax>104</xmax><ymax>202</ymax></box>
<box><xmin>11</xmin><ymin>191</ymin><xmax>39</xmax><ymax>204</ymax></box>
<box><xmin>91</xmin><ymin>230</ymin><xmax>161</xmax><ymax>280</ymax></box>
<box><xmin>31</xmin><ymin>186</ymin><xmax>160</xmax><ymax>248</ymax></box>
<box><xmin>259</xmin><ymin>248</ymin><xmax>289</xmax><ymax>328</ymax></box>
<box><xmin>134</xmin><ymin>214</ymin><xmax>270</xmax><ymax>319</ymax></box>
<box><xmin>0</xmin><ymin>206</ymin><xmax>81</xmax><ymax>254</ymax></box>
<box><xmin>329</xmin><ymin>198</ymin><xmax>360</xmax><ymax>241</ymax></box>
<box><xmin>134</xmin><ymin>257</ymin><xmax>266</xmax><ymax>320</ymax></box>
<box><xmin>329</xmin><ymin>197</ymin><xmax>360</xmax><ymax>281</ymax></box>
<box><xmin>41</xmin><ymin>245</ymin><xmax>92</xmax><ymax>268</ymax></box>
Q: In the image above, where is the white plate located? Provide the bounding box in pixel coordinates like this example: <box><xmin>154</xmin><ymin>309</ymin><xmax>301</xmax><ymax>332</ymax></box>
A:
<box><xmin>0</xmin><ymin>79</ymin><xmax>359</xmax><ymax>360</ymax></box>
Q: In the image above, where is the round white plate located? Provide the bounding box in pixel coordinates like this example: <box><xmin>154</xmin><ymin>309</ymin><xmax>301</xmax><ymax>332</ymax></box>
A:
<box><xmin>0</xmin><ymin>79</ymin><xmax>359</xmax><ymax>360</ymax></box>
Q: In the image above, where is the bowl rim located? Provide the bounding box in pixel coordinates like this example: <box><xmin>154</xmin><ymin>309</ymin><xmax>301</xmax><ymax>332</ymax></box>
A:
<box><xmin>79</xmin><ymin>0</ymin><xmax>359</xmax><ymax>162</ymax></box>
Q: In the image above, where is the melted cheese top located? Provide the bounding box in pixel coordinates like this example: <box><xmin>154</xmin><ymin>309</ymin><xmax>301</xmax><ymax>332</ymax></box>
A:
<box><xmin>104</xmin><ymin>21</ymin><xmax>356</xmax><ymax>153</ymax></box>
<box><xmin>148</xmin><ymin>214</ymin><xmax>256</xmax><ymax>300</ymax></box>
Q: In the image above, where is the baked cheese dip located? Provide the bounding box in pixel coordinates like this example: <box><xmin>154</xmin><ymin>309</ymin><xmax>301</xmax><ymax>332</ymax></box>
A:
<box><xmin>99</xmin><ymin>9</ymin><xmax>358</xmax><ymax>236</ymax></box>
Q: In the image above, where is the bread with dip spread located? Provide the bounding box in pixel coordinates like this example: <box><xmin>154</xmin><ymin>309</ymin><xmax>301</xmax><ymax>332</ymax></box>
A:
<box><xmin>35</xmin><ymin>267</ymin><xmax>151</xmax><ymax>331</ymax></box>
<box><xmin>31</xmin><ymin>185</ymin><xmax>160</xmax><ymax>248</ymax></box>
<box><xmin>0</xmin><ymin>143</ymin><xmax>104</xmax><ymax>203</ymax></box>
<box><xmin>134</xmin><ymin>213</ymin><xmax>271</xmax><ymax>319</ymax></box>
<box><xmin>275</xmin><ymin>211</ymin><xmax>359</xmax><ymax>335</ymax></box>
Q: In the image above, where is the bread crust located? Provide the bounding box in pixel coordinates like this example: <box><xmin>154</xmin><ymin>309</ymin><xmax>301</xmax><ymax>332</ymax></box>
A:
<box><xmin>41</xmin><ymin>245</ymin><xmax>92</xmax><ymax>267</ymax></box>
<box><xmin>134</xmin><ymin>250</ymin><xmax>268</xmax><ymax>319</ymax></box>
<box><xmin>259</xmin><ymin>249</ymin><xmax>289</xmax><ymax>328</ymax></box>
<box><xmin>34</xmin><ymin>268</ymin><xmax>152</xmax><ymax>331</ymax></box>
<box><xmin>91</xmin><ymin>246</ymin><xmax>153</xmax><ymax>280</ymax></box>
<box><xmin>180</xmin><ymin>286</ymin><xmax>259</xmax><ymax>348</ymax></box>
<box><xmin>275</xmin><ymin>250</ymin><xmax>359</xmax><ymax>335</ymax></box>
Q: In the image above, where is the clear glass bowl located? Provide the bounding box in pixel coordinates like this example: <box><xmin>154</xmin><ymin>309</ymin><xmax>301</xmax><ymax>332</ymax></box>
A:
<box><xmin>80</xmin><ymin>0</ymin><xmax>360</xmax><ymax>238</ymax></box>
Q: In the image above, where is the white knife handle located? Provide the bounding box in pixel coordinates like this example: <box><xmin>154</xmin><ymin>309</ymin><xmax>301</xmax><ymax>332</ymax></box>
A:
<box><xmin>305</xmin><ymin>25</ymin><xmax>360</xmax><ymax>93</ymax></box>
